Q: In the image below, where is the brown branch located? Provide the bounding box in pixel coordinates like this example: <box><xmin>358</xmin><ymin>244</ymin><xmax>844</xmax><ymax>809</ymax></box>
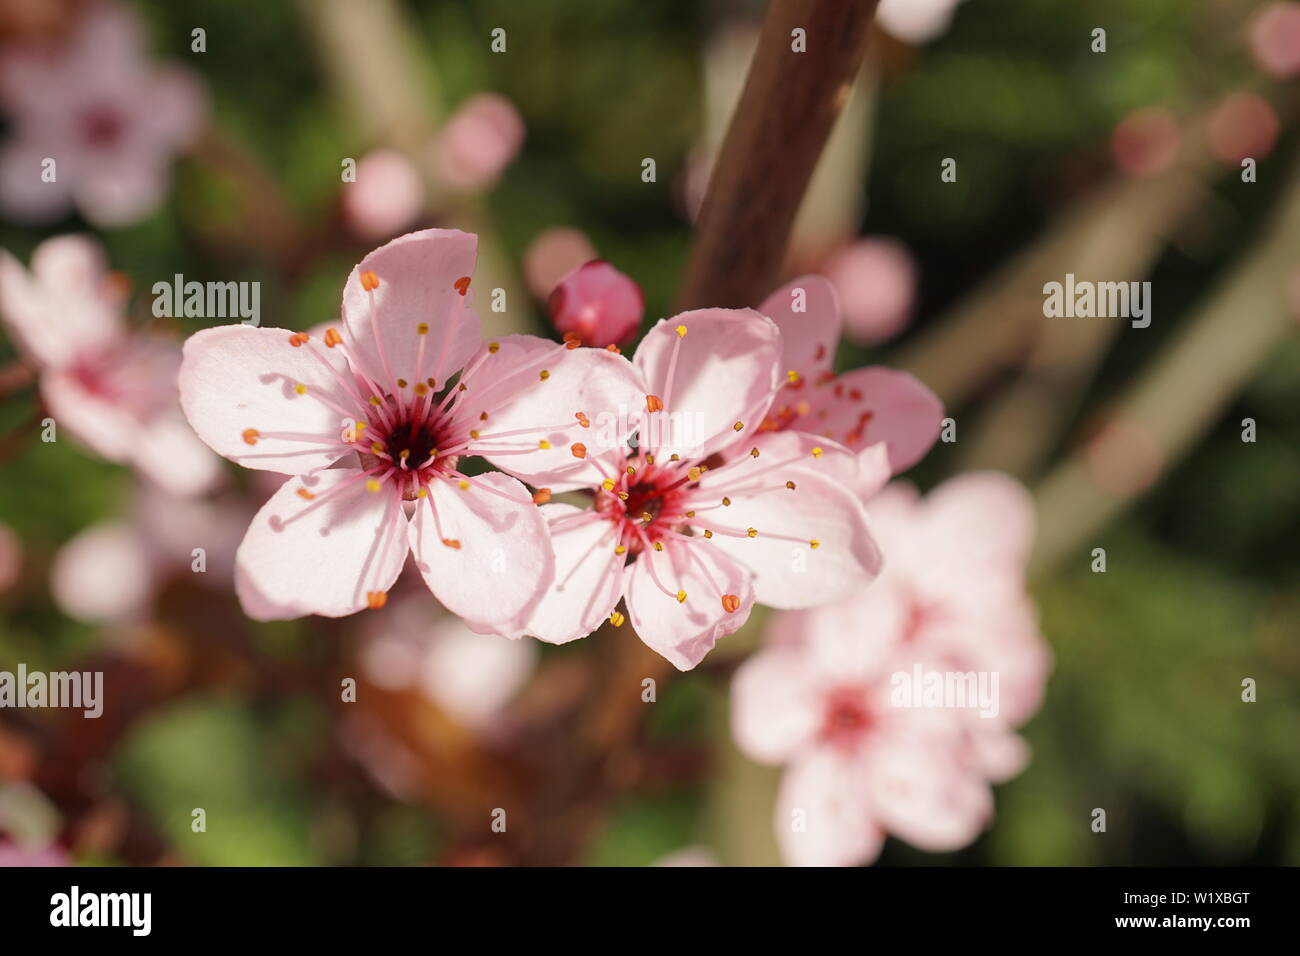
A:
<box><xmin>677</xmin><ymin>0</ymin><xmax>880</xmax><ymax>310</ymax></box>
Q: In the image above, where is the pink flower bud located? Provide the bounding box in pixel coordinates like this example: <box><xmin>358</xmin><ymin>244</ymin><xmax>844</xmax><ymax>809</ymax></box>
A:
<box><xmin>547</xmin><ymin>260</ymin><xmax>643</xmax><ymax>348</ymax></box>
<box><xmin>342</xmin><ymin>149</ymin><xmax>426</xmax><ymax>241</ymax></box>
<box><xmin>433</xmin><ymin>93</ymin><xmax>525</xmax><ymax>191</ymax></box>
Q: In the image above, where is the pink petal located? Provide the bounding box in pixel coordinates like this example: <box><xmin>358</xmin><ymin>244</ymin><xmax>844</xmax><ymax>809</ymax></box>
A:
<box><xmin>758</xmin><ymin>275</ymin><xmax>841</xmax><ymax>384</ymax></box>
<box><xmin>697</xmin><ymin>455</ymin><xmax>881</xmax><ymax>609</ymax></box>
<box><xmin>866</xmin><ymin>735</ymin><xmax>993</xmax><ymax>852</ymax></box>
<box><xmin>467</xmin><ymin>335</ymin><xmax>644</xmax><ymax>491</ymax></box>
<box><xmin>823</xmin><ymin>238</ymin><xmax>918</xmax><ymax>345</ymax></box>
<box><xmin>547</xmin><ymin>260</ymin><xmax>644</xmax><ymax>348</ymax></box>
<box><xmin>730</xmin><ymin>644</ymin><xmax>822</xmax><ymax>764</ymax></box>
<box><xmin>130</xmin><ymin>413</ymin><xmax>223</xmax><ymax>496</ymax></box>
<box><xmin>139</xmin><ymin>64</ymin><xmax>208</xmax><ymax>151</ymax></box>
<box><xmin>341</xmin><ymin>229</ymin><xmax>481</xmax><ymax>392</ymax></box>
<box><xmin>775</xmin><ymin>749</ymin><xmax>883</xmax><ymax>867</ymax></box>
<box><xmin>408</xmin><ymin>471</ymin><xmax>554</xmax><ymax>630</ymax></box>
<box><xmin>73</xmin><ymin>153</ymin><xmax>169</xmax><ymax>228</ymax></box>
<box><xmin>41</xmin><ymin>369</ymin><xmax>137</xmax><ymax>463</ymax></box>
<box><xmin>0</xmin><ymin>236</ymin><xmax>122</xmax><ymax>368</ymax></box>
<box><xmin>632</xmin><ymin>309</ymin><xmax>783</xmax><ymax>461</ymax></box>
<box><xmin>179</xmin><ymin>325</ymin><xmax>358</xmax><ymax>474</ymax></box>
<box><xmin>235</xmin><ymin>470</ymin><xmax>410</xmax><ymax>620</ymax></box>
<box><xmin>918</xmin><ymin>471</ymin><xmax>1036</xmax><ymax>571</ymax></box>
<box><xmin>624</xmin><ymin>540</ymin><xmax>755</xmax><ymax>671</ymax></box>
<box><xmin>507</xmin><ymin>505</ymin><xmax>623</xmax><ymax>644</ymax></box>
<box><xmin>799</xmin><ymin>366</ymin><xmax>943</xmax><ymax>476</ymax></box>
<box><xmin>0</xmin><ymin>141</ymin><xmax>75</xmax><ymax>224</ymax></box>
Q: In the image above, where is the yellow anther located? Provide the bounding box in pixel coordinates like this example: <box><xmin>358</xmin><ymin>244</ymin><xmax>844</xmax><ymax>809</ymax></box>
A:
<box><xmin>653</xmin><ymin>541</ymin><xmax>664</xmax><ymax>552</ymax></box>
<box><xmin>675</xmin><ymin>324</ymin><xmax>687</xmax><ymax>337</ymax></box>
<box><xmin>703</xmin><ymin>529</ymin><xmax>713</xmax><ymax>538</ymax></box>
<box><xmin>370</xmin><ymin>442</ymin><xmax>384</xmax><ymax>454</ymax></box>
<box><xmin>609</xmin><ymin>610</ymin><xmax>625</xmax><ymax>627</ymax></box>
<box><xmin>722</xmin><ymin>497</ymin><xmax>731</xmax><ymax>506</ymax></box>
<box><xmin>786</xmin><ymin>480</ymin><xmax>797</xmax><ymax>490</ymax></box>
<box><xmin>365</xmin><ymin>479</ymin><xmax>381</xmax><ymax>492</ymax></box>
<box><xmin>602</xmin><ymin>479</ymin><xmax>616</xmax><ymax>491</ymax></box>
<box><xmin>458</xmin><ymin>480</ymin><xmax>469</xmax><ymax>490</ymax></box>
<box><xmin>417</xmin><ymin>488</ymin><xmax>428</xmax><ymax>498</ymax></box>
<box><xmin>414</xmin><ymin>383</ymin><xmax>429</xmax><ymax>396</ymax></box>
<box><xmin>399</xmin><ymin>449</ymin><xmax>410</xmax><ymax>460</ymax></box>
<box><xmin>539</xmin><ymin>370</ymin><xmax>550</xmax><ymax>381</ymax></box>
<box><xmin>809</xmin><ymin>539</ymin><xmax>820</xmax><ymax>549</ymax></box>
<box><xmin>615</xmin><ymin>545</ymin><xmax>627</xmax><ymax>555</ymax></box>
<box><xmin>746</xmin><ymin>527</ymin><xmax>758</xmax><ymax>538</ymax></box>
<box><xmin>369</xmin><ymin>395</ymin><xmax>382</xmax><ymax>406</ymax></box>
<box><xmin>417</xmin><ymin>322</ymin><xmax>429</xmax><ymax>335</ymax></box>
<box><xmin>488</xmin><ymin>342</ymin><xmax>500</xmax><ymax>354</ymax></box>
<box><xmin>538</xmin><ymin>439</ymin><xmax>552</xmax><ymax>450</ymax></box>
<box><xmin>811</xmin><ymin>446</ymin><xmax>823</xmax><ymax>458</ymax></box>
<box><xmin>294</xmin><ymin>383</ymin><xmax>307</xmax><ymax>395</ymax></box>
<box><xmin>675</xmin><ymin>590</ymin><xmax>687</xmax><ymax>603</ymax></box>
<box><xmin>688</xmin><ymin>467</ymin><xmax>702</xmax><ymax>481</ymax></box>
<box><xmin>750</xmin><ymin>448</ymin><xmax>759</xmax><ymax>458</ymax></box>
<box><xmin>733</xmin><ymin>421</ymin><xmax>744</xmax><ymax>431</ymax></box>
<box><xmin>787</xmin><ymin>370</ymin><xmax>801</xmax><ymax>384</ymax></box>
<box><xmin>396</xmin><ymin>378</ymin><xmax>407</xmax><ymax>388</ymax></box>
<box><xmin>470</xmin><ymin>430</ymin><xmax>480</xmax><ymax>439</ymax></box>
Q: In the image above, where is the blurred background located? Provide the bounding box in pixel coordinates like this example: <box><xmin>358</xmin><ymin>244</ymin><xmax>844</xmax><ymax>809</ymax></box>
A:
<box><xmin>0</xmin><ymin>0</ymin><xmax>1297</xmax><ymax>866</ymax></box>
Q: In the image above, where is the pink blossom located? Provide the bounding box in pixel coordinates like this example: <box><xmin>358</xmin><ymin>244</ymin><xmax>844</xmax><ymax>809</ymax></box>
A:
<box><xmin>0</xmin><ymin>0</ymin><xmax>207</xmax><ymax>226</ymax></box>
<box><xmin>0</xmin><ymin>840</ymin><xmax>69</xmax><ymax>866</ymax></box>
<box><xmin>0</xmin><ymin>235</ymin><xmax>221</xmax><ymax>495</ymax></box>
<box><xmin>432</xmin><ymin>93</ymin><xmax>525</xmax><ymax>192</ymax></box>
<box><xmin>757</xmin><ymin>275</ymin><xmax>943</xmax><ymax>495</ymax></box>
<box><xmin>1111</xmin><ymin>107</ymin><xmax>1182</xmax><ymax>178</ymax></box>
<box><xmin>1248</xmin><ymin>3</ymin><xmax>1300</xmax><ymax>79</ymax></box>
<box><xmin>731</xmin><ymin>473</ymin><xmax>1051</xmax><ymax>866</ymax></box>
<box><xmin>51</xmin><ymin>481</ymin><xmax>248</xmax><ymax>624</ymax></box>
<box><xmin>821</xmin><ymin>238</ymin><xmax>918</xmax><ymax>345</ymax></box>
<box><xmin>523</xmin><ymin>227</ymin><xmax>597</xmax><ymax>299</ymax></box>
<box><xmin>547</xmin><ymin>259</ymin><xmax>643</xmax><ymax>348</ymax></box>
<box><xmin>359</xmin><ymin>589</ymin><xmax>537</xmax><ymax>733</ymax></box>
<box><xmin>342</xmin><ymin>149</ymin><xmax>426</xmax><ymax>242</ymax></box>
<box><xmin>494</xmin><ymin>309</ymin><xmax>883</xmax><ymax>671</ymax></box>
<box><xmin>178</xmin><ymin>229</ymin><xmax>631</xmax><ymax>627</ymax></box>
<box><xmin>1207</xmin><ymin>93</ymin><xmax>1280</xmax><ymax>165</ymax></box>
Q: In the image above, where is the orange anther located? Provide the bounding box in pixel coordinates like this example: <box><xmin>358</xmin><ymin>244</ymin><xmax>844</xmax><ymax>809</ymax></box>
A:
<box><xmin>242</xmin><ymin>428</ymin><xmax>260</xmax><ymax>446</ymax></box>
<box><xmin>453</xmin><ymin>276</ymin><xmax>471</xmax><ymax>296</ymax></box>
<box><xmin>570</xmin><ymin>442</ymin><xmax>587</xmax><ymax>459</ymax></box>
<box><xmin>360</xmin><ymin>270</ymin><xmax>379</xmax><ymax>291</ymax></box>
<box><xmin>721</xmin><ymin>594</ymin><xmax>740</xmax><ymax>613</ymax></box>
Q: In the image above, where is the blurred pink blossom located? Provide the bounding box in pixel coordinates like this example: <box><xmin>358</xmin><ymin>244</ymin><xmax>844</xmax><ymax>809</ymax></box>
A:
<box><xmin>0</xmin><ymin>235</ymin><xmax>221</xmax><ymax>495</ymax></box>
<box><xmin>547</xmin><ymin>260</ymin><xmax>643</xmax><ymax>348</ymax></box>
<box><xmin>1111</xmin><ymin>107</ymin><xmax>1182</xmax><ymax>178</ymax></box>
<box><xmin>179</xmin><ymin>229</ymin><xmax>631</xmax><ymax>627</ymax></box>
<box><xmin>1248</xmin><ymin>3</ymin><xmax>1300</xmax><ymax>78</ymax></box>
<box><xmin>0</xmin><ymin>840</ymin><xmax>68</xmax><ymax>866</ymax></box>
<box><xmin>342</xmin><ymin>149</ymin><xmax>425</xmax><ymax>242</ymax></box>
<box><xmin>0</xmin><ymin>0</ymin><xmax>207</xmax><ymax>226</ymax></box>
<box><xmin>1207</xmin><ymin>93</ymin><xmax>1280</xmax><ymax>165</ymax></box>
<box><xmin>498</xmin><ymin>310</ymin><xmax>882</xmax><ymax>670</ymax></box>
<box><xmin>876</xmin><ymin>0</ymin><xmax>969</xmax><ymax>44</ymax></box>
<box><xmin>50</xmin><ymin>482</ymin><xmax>249</xmax><ymax>624</ymax></box>
<box><xmin>732</xmin><ymin>473</ymin><xmax>1051</xmax><ymax>866</ymax></box>
<box><xmin>432</xmin><ymin>93</ymin><xmax>525</xmax><ymax>192</ymax></box>
<box><xmin>523</xmin><ymin>227</ymin><xmax>597</xmax><ymax>299</ymax></box>
<box><xmin>359</xmin><ymin>590</ymin><xmax>537</xmax><ymax>733</ymax></box>
<box><xmin>758</xmin><ymin>275</ymin><xmax>942</xmax><ymax>497</ymax></box>
<box><xmin>820</xmin><ymin>239</ymin><xmax>919</xmax><ymax>345</ymax></box>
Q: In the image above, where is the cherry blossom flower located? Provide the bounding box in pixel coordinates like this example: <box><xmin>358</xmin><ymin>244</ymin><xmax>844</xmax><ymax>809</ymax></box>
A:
<box><xmin>178</xmin><ymin>229</ymin><xmax>631</xmax><ymax>628</ymax></box>
<box><xmin>0</xmin><ymin>840</ymin><xmax>68</xmax><ymax>866</ymax></box>
<box><xmin>547</xmin><ymin>259</ymin><xmax>643</xmax><ymax>348</ymax></box>
<box><xmin>757</xmin><ymin>275</ymin><xmax>943</xmax><ymax>496</ymax></box>
<box><xmin>494</xmin><ymin>309</ymin><xmax>883</xmax><ymax>670</ymax></box>
<box><xmin>1248</xmin><ymin>3</ymin><xmax>1300</xmax><ymax>79</ymax></box>
<box><xmin>731</xmin><ymin>473</ymin><xmax>1051</xmax><ymax>867</ymax></box>
<box><xmin>0</xmin><ymin>0</ymin><xmax>207</xmax><ymax>226</ymax></box>
<box><xmin>0</xmin><ymin>234</ymin><xmax>221</xmax><ymax>495</ymax></box>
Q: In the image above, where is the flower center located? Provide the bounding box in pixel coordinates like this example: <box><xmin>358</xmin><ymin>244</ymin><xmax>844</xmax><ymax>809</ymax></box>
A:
<box><xmin>820</xmin><ymin>687</ymin><xmax>873</xmax><ymax>750</ymax></box>
<box><xmin>78</xmin><ymin>105</ymin><xmax>126</xmax><ymax>148</ymax></box>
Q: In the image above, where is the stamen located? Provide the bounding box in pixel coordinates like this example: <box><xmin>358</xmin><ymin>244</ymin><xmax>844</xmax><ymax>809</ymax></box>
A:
<box><xmin>532</xmin><ymin>488</ymin><xmax>552</xmax><ymax>504</ymax></box>
<box><xmin>366</xmin><ymin>590</ymin><xmax>387</xmax><ymax>609</ymax></box>
<box><xmin>722</xmin><ymin>594</ymin><xmax>740</xmax><ymax>613</ymax></box>
<box><xmin>609</xmin><ymin>610</ymin><xmax>625</xmax><ymax>627</ymax></box>
<box><xmin>324</xmin><ymin>328</ymin><xmax>343</xmax><ymax>348</ymax></box>
<box><xmin>360</xmin><ymin>271</ymin><xmax>380</xmax><ymax>291</ymax></box>
<box><xmin>242</xmin><ymin>428</ymin><xmax>260</xmax><ymax>445</ymax></box>
<box><xmin>289</xmin><ymin>332</ymin><xmax>310</xmax><ymax>347</ymax></box>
